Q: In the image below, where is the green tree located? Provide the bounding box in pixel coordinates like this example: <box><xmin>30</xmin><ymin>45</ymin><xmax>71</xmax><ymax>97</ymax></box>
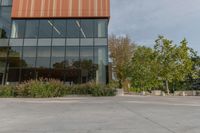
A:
<box><xmin>109</xmin><ymin>35</ymin><xmax>135</xmax><ymax>88</ymax></box>
<box><xmin>154</xmin><ymin>36</ymin><xmax>194</xmax><ymax>94</ymax></box>
<box><xmin>131</xmin><ymin>46</ymin><xmax>162</xmax><ymax>91</ymax></box>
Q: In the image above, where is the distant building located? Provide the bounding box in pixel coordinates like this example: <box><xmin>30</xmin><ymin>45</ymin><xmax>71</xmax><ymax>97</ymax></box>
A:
<box><xmin>0</xmin><ymin>0</ymin><xmax>110</xmax><ymax>85</ymax></box>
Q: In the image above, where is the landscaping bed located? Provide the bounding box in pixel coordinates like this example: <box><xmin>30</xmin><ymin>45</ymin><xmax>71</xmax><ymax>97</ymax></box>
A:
<box><xmin>0</xmin><ymin>79</ymin><xmax>116</xmax><ymax>98</ymax></box>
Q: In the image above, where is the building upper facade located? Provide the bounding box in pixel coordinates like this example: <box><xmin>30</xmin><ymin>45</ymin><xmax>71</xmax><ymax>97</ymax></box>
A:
<box><xmin>11</xmin><ymin>0</ymin><xmax>110</xmax><ymax>18</ymax></box>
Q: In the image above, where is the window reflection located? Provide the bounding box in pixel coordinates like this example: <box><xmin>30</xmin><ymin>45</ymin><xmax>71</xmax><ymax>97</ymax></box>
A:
<box><xmin>8</xmin><ymin>46</ymin><xmax>23</xmax><ymax>68</ymax></box>
<box><xmin>80</xmin><ymin>20</ymin><xmax>93</xmax><ymax>38</ymax></box>
<box><xmin>11</xmin><ymin>20</ymin><xmax>25</xmax><ymax>38</ymax></box>
<box><xmin>36</xmin><ymin>47</ymin><xmax>51</xmax><ymax>68</ymax></box>
<box><xmin>94</xmin><ymin>46</ymin><xmax>108</xmax><ymax>84</ymax></box>
<box><xmin>4</xmin><ymin>18</ymin><xmax>109</xmax><ymax>84</ymax></box>
<box><xmin>25</xmin><ymin>20</ymin><xmax>39</xmax><ymax>38</ymax></box>
<box><xmin>39</xmin><ymin>20</ymin><xmax>53</xmax><ymax>38</ymax></box>
<box><xmin>94</xmin><ymin>19</ymin><xmax>107</xmax><ymax>38</ymax></box>
<box><xmin>66</xmin><ymin>46</ymin><xmax>80</xmax><ymax>83</ymax></box>
<box><xmin>21</xmin><ymin>68</ymin><xmax>35</xmax><ymax>82</ymax></box>
<box><xmin>53</xmin><ymin>20</ymin><xmax>66</xmax><ymax>38</ymax></box>
<box><xmin>51</xmin><ymin>46</ymin><xmax>65</xmax><ymax>69</ymax></box>
<box><xmin>80</xmin><ymin>47</ymin><xmax>95</xmax><ymax>83</ymax></box>
<box><xmin>67</xmin><ymin>20</ymin><xmax>80</xmax><ymax>38</ymax></box>
<box><xmin>22</xmin><ymin>46</ymin><xmax>36</xmax><ymax>68</ymax></box>
<box><xmin>0</xmin><ymin>7</ymin><xmax>11</xmax><ymax>38</ymax></box>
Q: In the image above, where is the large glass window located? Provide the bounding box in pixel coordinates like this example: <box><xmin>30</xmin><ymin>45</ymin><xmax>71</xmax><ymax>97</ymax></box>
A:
<box><xmin>94</xmin><ymin>19</ymin><xmax>107</xmax><ymax>38</ymax></box>
<box><xmin>0</xmin><ymin>7</ymin><xmax>11</xmax><ymax>38</ymax></box>
<box><xmin>66</xmin><ymin>46</ymin><xmax>80</xmax><ymax>83</ymax></box>
<box><xmin>8</xmin><ymin>46</ymin><xmax>22</xmax><ymax>68</ymax></box>
<box><xmin>1</xmin><ymin>0</ymin><xmax>12</xmax><ymax>6</ymax></box>
<box><xmin>94</xmin><ymin>46</ymin><xmax>108</xmax><ymax>84</ymax></box>
<box><xmin>51</xmin><ymin>46</ymin><xmax>65</xmax><ymax>69</ymax></box>
<box><xmin>66</xmin><ymin>47</ymin><xmax>79</xmax><ymax>67</ymax></box>
<box><xmin>53</xmin><ymin>20</ymin><xmax>66</xmax><ymax>38</ymax></box>
<box><xmin>80</xmin><ymin>20</ymin><xmax>93</xmax><ymax>38</ymax></box>
<box><xmin>11</xmin><ymin>20</ymin><xmax>25</xmax><ymax>38</ymax></box>
<box><xmin>36</xmin><ymin>46</ymin><xmax>51</xmax><ymax>68</ymax></box>
<box><xmin>39</xmin><ymin>20</ymin><xmax>53</xmax><ymax>38</ymax></box>
<box><xmin>67</xmin><ymin>20</ymin><xmax>80</xmax><ymax>38</ymax></box>
<box><xmin>25</xmin><ymin>20</ymin><xmax>39</xmax><ymax>38</ymax></box>
<box><xmin>80</xmin><ymin>47</ymin><xmax>94</xmax><ymax>83</ymax></box>
<box><xmin>22</xmin><ymin>46</ymin><xmax>36</xmax><ymax>68</ymax></box>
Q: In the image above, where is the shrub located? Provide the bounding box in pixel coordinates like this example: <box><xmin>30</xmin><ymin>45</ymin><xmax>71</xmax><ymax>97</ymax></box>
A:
<box><xmin>0</xmin><ymin>79</ymin><xmax>116</xmax><ymax>98</ymax></box>
<box><xmin>128</xmin><ymin>87</ymin><xmax>143</xmax><ymax>93</ymax></box>
<box><xmin>15</xmin><ymin>79</ymin><xmax>68</xmax><ymax>98</ymax></box>
<box><xmin>0</xmin><ymin>85</ymin><xmax>14</xmax><ymax>97</ymax></box>
<box><xmin>91</xmin><ymin>86</ymin><xmax>116</xmax><ymax>96</ymax></box>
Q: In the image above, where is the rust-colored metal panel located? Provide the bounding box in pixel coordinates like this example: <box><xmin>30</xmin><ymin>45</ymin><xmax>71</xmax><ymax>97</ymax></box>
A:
<box><xmin>11</xmin><ymin>0</ymin><xmax>110</xmax><ymax>18</ymax></box>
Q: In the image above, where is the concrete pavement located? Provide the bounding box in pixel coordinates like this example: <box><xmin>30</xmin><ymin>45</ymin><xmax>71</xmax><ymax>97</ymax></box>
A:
<box><xmin>0</xmin><ymin>96</ymin><xmax>200</xmax><ymax>133</ymax></box>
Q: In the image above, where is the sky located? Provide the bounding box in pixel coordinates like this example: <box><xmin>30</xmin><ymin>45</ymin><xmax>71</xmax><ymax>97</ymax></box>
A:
<box><xmin>109</xmin><ymin>0</ymin><xmax>200</xmax><ymax>53</ymax></box>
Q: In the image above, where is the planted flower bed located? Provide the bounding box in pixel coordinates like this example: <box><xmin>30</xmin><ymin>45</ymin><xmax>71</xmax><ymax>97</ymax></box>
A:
<box><xmin>0</xmin><ymin>79</ymin><xmax>116</xmax><ymax>98</ymax></box>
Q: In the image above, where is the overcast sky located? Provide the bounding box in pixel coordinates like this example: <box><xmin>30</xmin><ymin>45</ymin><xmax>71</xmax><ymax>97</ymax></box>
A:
<box><xmin>109</xmin><ymin>0</ymin><xmax>200</xmax><ymax>53</ymax></box>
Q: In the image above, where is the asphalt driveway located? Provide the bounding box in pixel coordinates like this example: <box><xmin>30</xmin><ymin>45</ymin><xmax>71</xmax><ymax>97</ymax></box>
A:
<box><xmin>0</xmin><ymin>96</ymin><xmax>200</xmax><ymax>133</ymax></box>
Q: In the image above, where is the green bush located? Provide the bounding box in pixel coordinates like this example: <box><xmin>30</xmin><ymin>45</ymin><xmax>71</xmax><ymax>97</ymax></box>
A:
<box><xmin>128</xmin><ymin>87</ymin><xmax>143</xmax><ymax>93</ymax></box>
<box><xmin>0</xmin><ymin>79</ymin><xmax>116</xmax><ymax>98</ymax></box>
<box><xmin>16</xmin><ymin>79</ymin><xmax>68</xmax><ymax>98</ymax></box>
<box><xmin>0</xmin><ymin>85</ymin><xmax>14</xmax><ymax>97</ymax></box>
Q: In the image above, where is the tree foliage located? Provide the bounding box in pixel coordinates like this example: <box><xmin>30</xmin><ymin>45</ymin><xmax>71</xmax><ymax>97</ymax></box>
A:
<box><xmin>131</xmin><ymin>46</ymin><xmax>162</xmax><ymax>91</ymax></box>
<box><xmin>154</xmin><ymin>36</ymin><xmax>194</xmax><ymax>93</ymax></box>
<box><xmin>109</xmin><ymin>35</ymin><xmax>198</xmax><ymax>93</ymax></box>
<box><xmin>109</xmin><ymin>35</ymin><xmax>135</xmax><ymax>88</ymax></box>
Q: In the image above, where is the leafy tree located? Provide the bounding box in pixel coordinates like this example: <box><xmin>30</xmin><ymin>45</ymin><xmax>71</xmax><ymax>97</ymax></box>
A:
<box><xmin>109</xmin><ymin>35</ymin><xmax>135</xmax><ymax>88</ymax></box>
<box><xmin>154</xmin><ymin>36</ymin><xmax>194</xmax><ymax>94</ymax></box>
<box><xmin>131</xmin><ymin>46</ymin><xmax>162</xmax><ymax>91</ymax></box>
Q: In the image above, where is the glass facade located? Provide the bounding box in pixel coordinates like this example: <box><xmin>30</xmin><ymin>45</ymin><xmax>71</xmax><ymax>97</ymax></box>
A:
<box><xmin>0</xmin><ymin>18</ymin><xmax>109</xmax><ymax>84</ymax></box>
<box><xmin>0</xmin><ymin>2</ymin><xmax>12</xmax><ymax>84</ymax></box>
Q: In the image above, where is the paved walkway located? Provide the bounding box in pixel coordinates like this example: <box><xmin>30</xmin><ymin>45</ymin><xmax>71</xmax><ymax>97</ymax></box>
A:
<box><xmin>0</xmin><ymin>96</ymin><xmax>200</xmax><ymax>133</ymax></box>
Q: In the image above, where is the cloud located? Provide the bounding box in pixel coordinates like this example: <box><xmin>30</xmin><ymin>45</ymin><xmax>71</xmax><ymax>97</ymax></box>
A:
<box><xmin>109</xmin><ymin>0</ymin><xmax>200</xmax><ymax>53</ymax></box>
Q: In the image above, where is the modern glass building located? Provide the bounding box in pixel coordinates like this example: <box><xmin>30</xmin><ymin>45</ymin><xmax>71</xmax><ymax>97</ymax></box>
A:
<box><xmin>0</xmin><ymin>0</ymin><xmax>110</xmax><ymax>85</ymax></box>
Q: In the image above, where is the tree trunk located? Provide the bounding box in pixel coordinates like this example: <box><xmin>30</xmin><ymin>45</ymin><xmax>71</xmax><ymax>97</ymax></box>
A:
<box><xmin>165</xmin><ymin>80</ymin><xmax>169</xmax><ymax>95</ymax></box>
<box><xmin>119</xmin><ymin>80</ymin><xmax>122</xmax><ymax>89</ymax></box>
